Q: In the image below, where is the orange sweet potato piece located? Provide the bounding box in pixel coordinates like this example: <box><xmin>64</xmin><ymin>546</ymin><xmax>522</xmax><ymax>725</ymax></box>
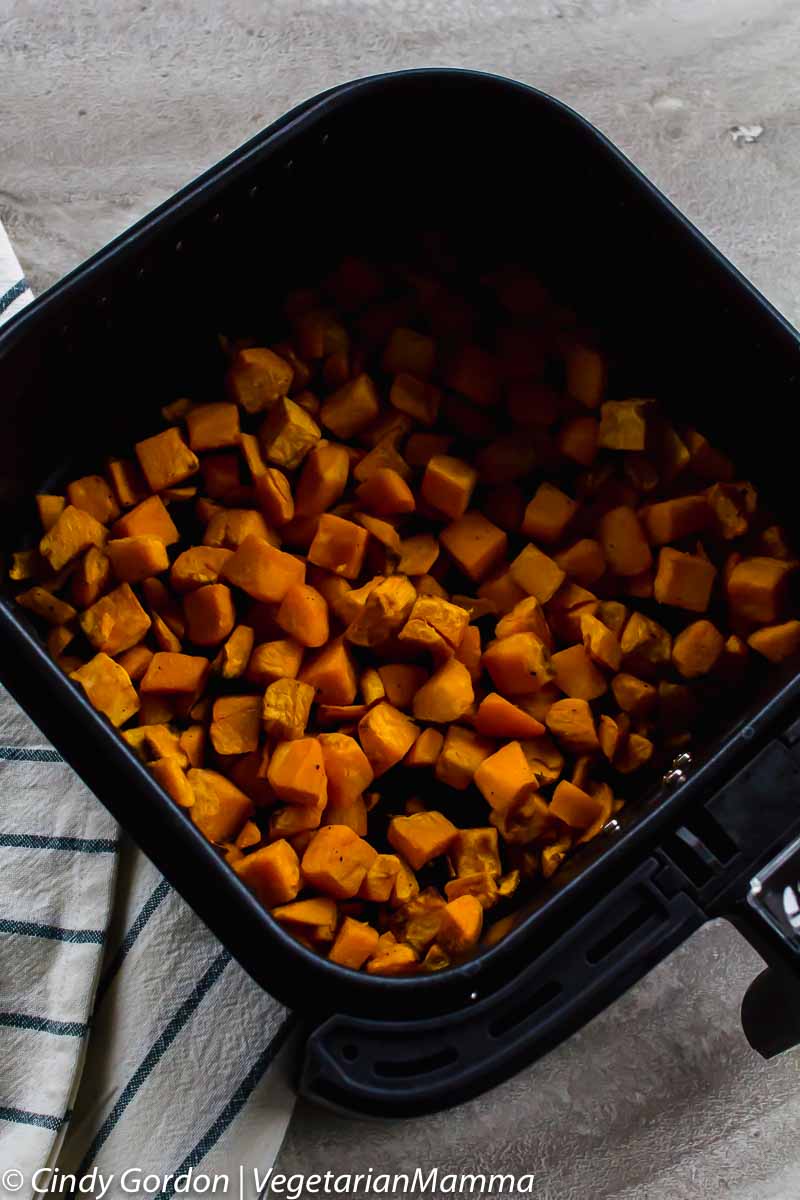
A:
<box><xmin>221</xmin><ymin>534</ymin><xmax>305</xmax><ymax>603</ymax></box>
<box><xmin>210</xmin><ymin>694</ymin><xmax>261</xmax><ymax>755</ymax></box>
<box><xmin>433</xmin><ymin>726</ymin><xmax>494</xmax><ymax>792</ymax></box>
<box><xmin>275</xmin><ymin>583</ymin><xmax>329</xmax><ymax>649</ymax></box>
<box><xmin>378</xmin><ymin>664</ymin><xmax>429</xmax><ymax>711</ymax></box>
<box><xmin>323</xmin><ymin>792</ymin><xmax>368</xmax><ymax>835</ymax></box>
<box><xmin>474</xmin><ymin>693</ymin><xmax>545</xmax><ymax>739</ymax></box>
<box><xmin>421</xmin><ymin>455</ymin><xmax>477</xmax><ymax>520</ymax></box>
<box><xmin>188</xmin><ymin>768</ymin><xmax>254</xmax><ymax>843</ymax></box>
<box><xmin>203</xmin><ymin>509</ymin><xmax>275</xmax><ymax>551</ymax></box>
<box><xmin>259</xmin><ymin>396</ymin><xmax>321</xmax><ymax>468</ymax></box>
<box><xmin>234</xmin><ymin>839</ymin><xmax>301</xmax><ymax>907</ymax></box>
<box><xmin>267</xmin><ymin>738</ymin><xmax>328</xmax><ymax>806</ymax></box>
<box><xmin>726</xmin><ymin>556</ymin><xmax>792</xmax><ymax>624</ymax></box>
<box><xmin>550</xmin><ymin>780</ymin><xmax>606</xmax><ymax>830</ymax></box>
<box><xmin>619</xmin><ymin>612</ymin><xmax>671</xmax><ymax>677</ymax></box>
<box><xmin>254</xmin><ymin>467</ymin><xmax>294</xmax><ymax>526</ymax></box>
<box><xmin>509</xmin><ymin>543</ymin><xmax>566</xmax><ymax>604</ymax></box>
<box><xmin>482</xmin><ymin>632</ymin><xmax>554</xmax><ymax>696</ymax></box>
<box><xmin>474</xmin><ymin>740</ymin><xmax>539</xmax><ymax>812</ymax></box>
<box><xmin>558</xmin><ymin>415</ymin><xmax>599</xmax><ymax>466</ymax></box>
<box><xmin>355</xmin><ymin>468</ymin><xmax>415</xmax><ymax>517</ymax></box>
<box><xmin>271</xmin><ymin>896</ymin><xmax>338</xmax><ymax>944</ymax></box>
<box><xmin>566</xmin><ymin>344</ymin><xmax>606</xmax><ymax>408</ymax></box>
<box><xmin>36</xmin><ymin>493</ymin><xmax>66</xmax><ymax>533</ymax></box>
<box><xmin>412</xmin><ymin>658</ymin><xmax>473</xmax><ymax>723</ymax></box>
<box><xmin>598</xmin><ymin>506</ymin><xmax>652</xmax><ymax>577</ymax></box>
<box><xmin>183</xmin><ymin>583</ymin><xmax>236</xmax><ymax>646</ymax></box>
<box><xmin>39</xmin><ymin>504</ymin><xmax>107</xmax><ymax>572</ymax></box>
<box><xmin>398</xmin><ymin>593</ymin><xmax>468</xmax><ymax>655</ymax></box>
<box><xmin>307</xmin><ymin>513</ymin><xmax>368</xmax><ymax>579</ymax></box>
<box><xmin>545</xmin><ymin>697</ymin><xmax>599</xmax><ymax>754</ymax></box>
<box><xmin>640</xmin><ymin>495</ymin><xmax>710</xmax><ymax>545</ymax></box>
<box><xmin>262</xmin><ymin>678</ymin><xmax>315</xmax><ymax>740</ymax></box>
<box><xmin>318</xmin><ymin>732</ymin><xmax>374</xmax><ymax>806</ymax></box>
<box><xmin>150</xmin><ymin>757</ymin><xmax>195</xmax><ymax>808</ymax></box>
<box><xmin>439</xmin><ymin>511</ymin><xmax>508</xmax><ymax>583</ymax></box>
<box><xmin>179</xmin><ymin>724</ymin><xmax>206</xmax><ymax>768</ymax></box>
<box><xmin>389</xmin><ymin>372</ymin><xmax>440</xmax><ymax>426</ymax></box>
<box><xmin>404</xmin><ymin>726</ymin><xmax>444</xmax><ymax>768</ymax></box>
<box><xmin>320</xmin><ymin>374</ymin><xmax>380</xmax><ymax>439</ymax></box>
<box><xmin>67</xmin><ymin>474</ymin><xmax>120</xmax><ymax>525</ymax></box>
<box><xmin>329</xmin><ymin>917</ymin><xmax>380</xmax><ymax>969</ymax></box>
<box><xmin>405</xmin><ymin>433</ymin><xmax>453</xmax><ymax>467</ymax></box>
<box><xmin>140</xmin><ymin>652</ymin><xmax>209</xmax><ymax>695</ymax></box>
<box><xmin>365</xmin><ymin>942</ymin><xmax>418</xmax><ymax>975</ymax></box>
<box><xmin>135</xmin><ymin>427</ymin><xmax>199</xmax><ymax>492</ymax></box>
<box><xmin>80</xmin><ymin>582</ymin><xmax>151</xmax><ymax>656</ymax></box>
<box><xmin>672</xmin><ymin>620</ymin><xmax>724</xmax><ymax>678</ymax></box>
<box><xmin>455</xmin><ymin>624</ymin><xmax>482</xmax><ymax>683</ymax></box>
<box><xmin>185</xmin><ymin>402</ymin><xmax>240</xmax><ymax>452</ymax></box>
<box><xmin>395</xmin><ymin>534</ymin><xmax>438</xmax><ymax>578</ymax></box>
<box><xmin>388</xmin><ymin>810</ymin><xmax>458</xmax><ymax>871</ymax></box>
<box><xmin>302</xmin><ymin>824</ymin><xmax>376</xmax><ymax>899</ymax></box>
<box><xmin>615</xmin><ymin>732</ymin><xmax>654</xmax><ymax>774</ymax></box>
<box><xmin>554</xmin><ymin>538</ymin><xmax>606</xmax><ymax>586</ymax></box>
<box><xmin>246</xmin><ymin>638</ymin><xmax>304</xmax><ymax>686</ymax></box>
<box><xmin>437</xmin><ymin>894</ymin><xmax>483</xmax><ymax>954</ymax></box>
<box><xmin>748</xmin><ymin>620</ymin><xmax>800</xmax><ymax>663</ymax></box>
<box><xmin>71</xmin><ymin>652</ymin><xmax>139</xmax><ymax>727</ymax></box>
<box><xmin>16</xmin><ymin>586</ymin><xmax>76</xmax><ymax>626</ymax></box>
<box><xmin>293</xmin><ymin>443</ymin><xmax>350</xmax><ymax>519</ymax></box>
<box><xmin>611</xmin><ymin>672</ymin><xmax>657</xmax><ymax>716</ymax></box>
<box><xmin>495</xmin><ymin>595</ymin><xmax>552</xmax><ymax>647</ymax></box>
<box><xmin>522</xmin><ymin>483</ymin><xmax>578</xmax><ymax>544</ymax></box>
<box><xmin>357</xmin><ymin>853</ymin><xmax>401</xmax><ymax>903</ymax></box>
<box><xmin>299</xmin><ymin>637</ymin><xmax>357</xmax><ymax>706</ymax></box>
<box><xmin>654</xmin><ymin>547</ymin><xmax>717</xmax><ymax>613</ymax></box>
<box><xmin>597</xmin><ymin>399</ymin><xmax>651</xmax><ymax>451</ymax></box>
<box><xmin>358</xmin><ymin>702</ymin><xmax>419</xmax><ymax>776</ymax></box>
<box><xmin>346</xmin><ymin>575</ymin><xmax>417</xmax><ymax>647</ymax></box>
<box><xmin>226</xmin><ymin>346</ymin><xmax>293</xmax><ymax>412</ymax></box>
<box><xmin>116</xmin><ymin>644</ymin><xmax>153</xmax><ymax>684</ymax></box>
<box><xmin>580</xmin><ymin>612</ymin><xmax>622</xmax><ymax>672</ymax></box>
<box><xmin>107</xmin><ymin>536</ymin><xmax>169</xmax><ymax>584</ymax></box>
<box><xmin>213</xmin><ymin>623</ymin><xmax>255</xmax><ymax>679</ymax></box>
<box><xmin>112</xmin><ymin>495</ymin><xmax>179</xmax><ymax>546</ymax></box>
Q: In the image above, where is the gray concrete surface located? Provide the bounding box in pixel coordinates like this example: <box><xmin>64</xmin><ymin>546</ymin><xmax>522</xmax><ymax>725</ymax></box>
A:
<box><xmin>3</xmin><ymin>0</ymin><xmax>800</xmax><ymax>1195</ymax></box>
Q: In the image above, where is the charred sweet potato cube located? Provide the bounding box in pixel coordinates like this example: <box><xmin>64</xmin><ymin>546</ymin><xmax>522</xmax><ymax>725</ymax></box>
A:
<box><xmin>71</xmin><ymin>653</ymin><xmax>139</xmax><ymax>727</ymax></box>
<box><xmin>226</xmin><ymin>346</ymin><xmax>293</xmax><ymax>412</ymax></box>
<box><xmin>440</xmin><ymin>511</ymin><xmax>508</xmax><ymax>583</ymax></box>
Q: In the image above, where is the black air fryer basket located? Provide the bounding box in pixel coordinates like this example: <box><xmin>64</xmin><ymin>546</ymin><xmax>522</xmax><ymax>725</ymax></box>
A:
<box><xmin>2</xmin><ymin>70</ymin><xmax>800</xmax><ymax>1116</ymax></box>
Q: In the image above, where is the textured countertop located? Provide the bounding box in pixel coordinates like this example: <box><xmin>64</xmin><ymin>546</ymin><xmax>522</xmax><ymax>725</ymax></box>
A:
<box><xmin>2</xmin><ymin>1</ymin><xmax>800</xmax><ymax>1195</ymax></box>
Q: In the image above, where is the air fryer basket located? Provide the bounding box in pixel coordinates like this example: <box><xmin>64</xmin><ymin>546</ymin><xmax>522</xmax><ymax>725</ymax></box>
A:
<box><xmin>2</xmin><ymin>70</ymin><xmax>800</xmax><ymax>1114</ymax></box>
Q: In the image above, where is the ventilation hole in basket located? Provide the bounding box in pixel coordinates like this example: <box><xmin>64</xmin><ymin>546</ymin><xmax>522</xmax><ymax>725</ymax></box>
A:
<box><xmin>340</xmin><ymin>1042</ymin><xmax>359</xmax><ymax>1062</ymax></box>
<box><xmin>374</xmin><ymin>1046</ymin><xmax>458</xmax><ymax>1078</ymax></box>
<box><xmin>586</xmin><ymin>903</ymin><xmax>653</xmax><ymax>964</ymax></box>
<box><xmin>488</xmin><ymin>980</ymin><xmax>562</xmax><ymax>1039</ymax></box>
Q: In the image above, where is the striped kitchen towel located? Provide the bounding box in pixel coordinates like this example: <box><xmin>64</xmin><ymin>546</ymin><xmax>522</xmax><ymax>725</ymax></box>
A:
<box><xmin>0</xmin><ymin>230</ymin><xmax>297</xmax><ymax>1200</ymax></box>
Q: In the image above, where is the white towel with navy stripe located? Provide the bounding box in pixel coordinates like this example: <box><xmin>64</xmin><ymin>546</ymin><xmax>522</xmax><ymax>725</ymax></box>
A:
<box><xmin>0</xmin><ymin>231</ymin><xmax>297</xmax><ymax>1198</ymax></box>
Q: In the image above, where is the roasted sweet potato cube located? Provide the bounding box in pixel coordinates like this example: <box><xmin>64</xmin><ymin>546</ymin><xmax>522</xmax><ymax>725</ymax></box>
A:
<box><xmin>355</xmin><ymin>468</ymin><xmax>415</xmax><ymax>518</ymax></box>
<box><xmin>477</xmin><ymin>570</ymin><xmax>526</xmax><ymax>616</ymax></box>
<box><xmin>389</xmin><ymin>372</ymin><xmax>440</xmax><ymax>426</ymax></box>
<box><xmin>397</xmin><ymin>534</ymin><xmax>440</xmax><ymax>577</ymax></box>
<box><xmin>388</xmin><ymin>811</ymin><xmax>458</xmax><ymax>871</ymax></box>
<box><xmin>140</xmin><ymin>652</ymin><xmax>209</xmax><ymax>695</ymax></box>
<box><xmin>226</xmin><ymin>346</ymin><xmax>293</xmax><ymax>412</ymax></box>
<box><xmin>654</xmin><ymin>547</ymin><xmax>717</xmax><ymax>613</ymax></box>
<box><xmin>482</xmin><ymin>632</ymin><xmax>554</xmax><ymax>696</ymax></box>
<box><xmin>558</xmin><ymin>415</ymin><xmax>599</xmax><ymax>466</ymax></box>
<box><xmin>320</xmin><ymin>374</ymin><xmax>380</xmax><ymax>439</ymax></box>
<box><xmin>640</xmin><ymin>495</ymin><xmax>710</xmax><ymax>545</ymax></box>
<box><xmin>116</xmin><ymin>644</ymin><xmax>154</xmax><ymax>684</ymax></box>
<box><xmin>170</xmin><ymin>546</ymin><xmax>233</xmax><ymax>593</ymax></box>
<box><xmin>150</xmin><ymin>757</ymin><xmax>195</xmax><ymax>808</ymax></box>
<box><xmin>259</xmin><ymin>396</ymin><xmax>321</xmax><ymax>469</ymax></box>
<box><xmin>67</xmin><ymin>474</ymin><xmax>120</xmax><ymax>525</ymax></box>
<box><xmin>550</xmin><ymin>780</ymin><xmax>606</xmax><ymax>830</ymax></box>
<box><xmin>611</xmin><ymin>672</ymin><xmax>657</xmax><ymax>716</ymax></box>
<box><xmin>328</xmin><ymin>917</ymin><xmax>380</xmax><ymax>969</ymax></box>
<box><xmin>405</xmin><ymin>433</ymin><xmax>453</xmax><ymax>467</ymax></box>
<box><xmin>357</xmin><ymin>853</ymin><xmax>402</xmax><ymax>903</ymax></box>
<box><xmin>522</xmin><ymin>483</ymin><xmax>578</xmax><ymax>544</ymax></box>
<box><xmin>275</xmin><ymin>583</ymin><xmax>329</xmax><ymax>649</ymax></box>
<box><xmin>346</xmin><ymin>575</ymin><xmax>417</xmax><ymax>647</ymax></box>
<box><xmin>495</xmin><ymin>596</ymin><xmax>552</xmax><ymax>646</ymax></box>
<box><xmin>299</xmin><ymin>637</ymin><xmax>357</xmax><ymax>706</ymax></box>
<box><xmin>267</xmin><ymin>738</ymin><xmax>327</xmax><ymax>806</ymax></box>
<box><xmin>615</xmin><ymin>732</ymin><xmax>654</xmax><ymax>774</ymax></box>
<box><xmin>107</xmin><ymin>536</ymin><xmax>169</xmax><ymax>584</ymax></box>
<box><xmin>185</xmin><ymin>402</ymin><xmax>241</xmax><ymax>451</ymax></box>
<box><xmin>302</xmin><ymin>825</ymin><xmax>376</xmax><ymax>899</ymax></box>
<box><xmin>440</xmin><ymin>511</ymin><xmax>508</xmax><ymax>583</ymax></box>
<box><xmin>412</xmin><ymin>658</ymin><xmax>473</xmax><ymax>723</ymax></box>
<box><xmin>222</xmin><ymin>535</ymin><xmax>305</xmax><ymax>603</ymax></box>
<box><xmin>421</xmin><ymin>454</ymin><xmax>478</xmax><ymax>521</ymax></box>
<box><xmin>598</xmin><ymin>506</ymin><xmax>652</xmax><ymax>577</ymax></box>
<box><xmin>262</xmin><ymin>677</ymin><xmax>315</xmax><ymax>741</ymax></box>
<box><xmin>80</xmin><ymin>582</ymin><xmax>151</xmax><ymax>656</ymax></box>
<box><xmin>398</xmin><ymin>593</ymin><xmax>469</xmax><ymax>656</ymax></box>
<box><xmin>672</xmin><ymin>620</ymin><xmax>724</xmax><ymax>678</ymax></box>
<box><xmin>474</xmin><ymin>741</ymin><xmax>539</xmax><ymax>813</ymax></box>
<box><xmin>580</xmin><ymin>612</ymin><xmax>622</xmax><ymax>672</ymax></box>
<box><xmin>188</xmin><ymin>769</ymin><xmax>254</xmax><ymax>843</ymax></box>
<box><xmin>748</xmin><ymin>620</ymin><xmax>800</xmax><ymax>663</ymax></box>
<box><xmin>246</xmin><ymin>638</ymin><xmax>304</xmax><ymax>686</ymax></box>
<box><xmin>566</xmin><ymin>344</ymin><xmax>605</xmax><ymax>408</ymax></box>
<box><xmin>726</xmin><ymin>556</ymin><xmax>792</xmax><ymax>624</ymax></box>
<box><xmin>435</xmin><ymin>725</ymin><xmax>495</xmax><ymax>791</ymax></box>
<box><xmin>365</xmin><ymin>943</ymin><xmax>418</xmax><ymax>975</ymax></box>
<box><xmin>509</xmin><ymin>543</ymin><xmax>565</xmax><ymax>603</ymax></box>
<box><xmin>135</xmin><ymin>427</ymin><xmax>199</xmax><ymax>493</ymax></box>
<box><xmin>437</xmin><ymin>895</ymin><xmax>483</xmax><ymax>954</ymax></box>
<box><xmin>545</xmin><ymin>697</ymin><xmax>599</xmax><ymax>753</ymax></box>
<box><xmin>39</xmin><ymin>504</ymin><xmax>107</xmax><ymax>571</ymax></box>
<box><xmin>234</xmin><ymin>839</ymin><xmax>301</xmax><ymax>907</ymax></box>
<box><xmin>203</xmin><ymin>508</ymin><xmax>276</xmax><ymax>551</ymax></box>
<box><xmin>554</xmin><ymin>539</ymin><xmax>606</xmax><ymax>587</ymax></box>
<box><xmin>474</xmin><ymin>693</ymin><xmax>545</xmax><ymax>739</ymax></box>
<box><xmin>71</xmin><ymin>652</ymin><xmax>139</xmax><ymax>727</ymax></box>
<box><xmin>308</xmin><ymin>514</ymin><xmax>368</xmax><ymax>580</ymax></box>
<box><xmin>112</xmin><ymin>495</ymin><xmax>179</xmax><ymax>545</ymax></box>
<box><xmin>318</xmin><ymin>732</ymin><xmax>374</xmax><ymax>806</ymax></box>
<box><xmin>358</xmin><ymin>702</ymin><xmax>418</xmax><ymax>776</ymax></box>
<box><xmin>17</xmin><ymin>586</ymin><xmax>76</xmax><ymax>626</ymax></box>
<box><xmin>619</xmin><ymin>612</ymin><xmax>671</xmax><ymax>677</ymax></box>
<box><xmin>210</xmin><ymin>694</ymin><xmax>261</xmax><ymax>755</ymax></box>
<box><xmin>404</xmin><ymin>726</ymin><xmax>444</xmax><ymax>768</ymax></box>
<box><xmin>36</xmin><ymin>493</ymin><xmax>66</xmax><ymax>533</ymax></box>
<box><xmin>443</xmin><ymin>343</ymin><xmax>499</xmax><ymax>408</ymax></box>
<box><xmin>183</xmin><ymin>583</ymin><xmax>236</xmax><ymax>646</ymax></box>
<box><xmin>597</xmin><ymin>399</ymin><xmax>651</xmax><ymax>451</ymax></box>
<box><xmin>254</xmin><ymin>467</ymin><xmax>294</xmax><ymax>526</ymax></box>
<box><xmin>377</xmin><ymin>664</ymin><xmax>428</xmax><ymax>710</ymax></box>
